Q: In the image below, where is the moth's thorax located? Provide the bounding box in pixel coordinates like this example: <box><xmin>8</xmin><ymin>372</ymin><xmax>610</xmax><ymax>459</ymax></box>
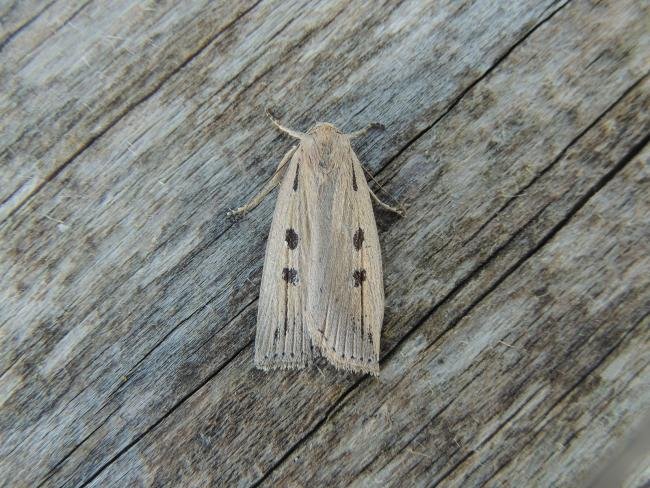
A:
<box><xmin>305</xmin><ymin>123</ymin><xmax>349</xmax><ymax>171</ymax></box>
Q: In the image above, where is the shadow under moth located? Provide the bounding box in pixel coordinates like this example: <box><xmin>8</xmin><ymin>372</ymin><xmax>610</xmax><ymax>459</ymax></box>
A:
<box><xmin>229</xmin><ymin>111</ymin><xmax>401</xmax><ymax>375</ymax></box>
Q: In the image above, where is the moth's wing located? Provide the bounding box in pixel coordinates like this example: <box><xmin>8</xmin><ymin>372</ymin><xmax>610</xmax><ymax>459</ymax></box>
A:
<box><xmin>255</xmin><ymin>147</ymin><xmax>315</xmax><ymax>370</ymax></box>
<box><xmin>307</xmin><ymin>140</ymin><xmax>383</xmax><ymax>375</ymax></box>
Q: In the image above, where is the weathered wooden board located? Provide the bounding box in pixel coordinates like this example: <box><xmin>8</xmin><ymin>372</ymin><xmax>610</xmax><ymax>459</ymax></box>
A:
<box><xmin>0</xmin><ymin>0</ymin><xmax>648</xmax><ymax>487</ymax></box>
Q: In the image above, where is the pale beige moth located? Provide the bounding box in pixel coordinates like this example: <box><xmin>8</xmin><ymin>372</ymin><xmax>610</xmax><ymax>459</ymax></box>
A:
<box><xmin>229</xmin><ymin>112</ymin><xmax>401</xmax><ymax>375</ymax></box>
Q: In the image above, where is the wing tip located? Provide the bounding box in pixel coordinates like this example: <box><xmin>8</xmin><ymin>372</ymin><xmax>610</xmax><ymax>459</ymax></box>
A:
<box><xmin>255</xmin><ymin>353</ymin><xmax>379</xmax><ymax>375</ymax></box>
<box><xmin>307</xmin><ymin>328</ymin><xmax>380</xmax><ymax>376</ymax></box>
<box><xmin>319</xmin><ymin>350</ymin><xmax>380</xmax><ymax>376</ymax></box>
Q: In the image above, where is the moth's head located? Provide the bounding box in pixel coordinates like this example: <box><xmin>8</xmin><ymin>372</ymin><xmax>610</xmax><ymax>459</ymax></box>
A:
<box><xmin>306</xmin><ymin>122</ymin><xmax>342</xmax><ymax>136</ymax></box>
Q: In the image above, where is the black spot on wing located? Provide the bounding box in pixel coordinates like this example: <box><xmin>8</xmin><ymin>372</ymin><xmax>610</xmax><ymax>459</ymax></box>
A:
<box><xmin>282</xmin><ymin>267</ymin><xmax>298</xmax><ymax>285</ymax></box>
<box><xmin>351</xmin><ymin>164</ymin><xmax>358</xmax><ymax>191</ymax></box>
<box><xmin>353</xmin><ymin>227</ymin><xmax>364</xmax><ymax>250</ymax></box>
<box><xmin>353</xmin><ymin>269</ymin><xmax>367</xmax><ymax>287</ymax></box>
<box><xmin>285</xmin><ymin>228</ymin><xmax>298</xmax><ymax>249</ymax></box>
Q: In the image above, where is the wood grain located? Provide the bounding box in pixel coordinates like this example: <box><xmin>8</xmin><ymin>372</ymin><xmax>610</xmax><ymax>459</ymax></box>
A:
<box><xmin>1</xmin><ymin>0</ymin><xmax>648</xmax><ymax>486</ymax></box>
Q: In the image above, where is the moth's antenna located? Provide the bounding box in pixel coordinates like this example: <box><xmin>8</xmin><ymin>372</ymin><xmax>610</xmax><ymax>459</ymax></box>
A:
<box><xmin>266</xmin><ymin>109</ymin><xmax>306</xmax><ymax>140</ymax></box>
<box><xmin>346</xmin><ymin>122</ymin><xmax>385</xmax><ymax>140</ymax></box>
<box><xmin>227</xmin><ymin>145</ymin><xmax>297</xmax><ymax>219</ymax></box>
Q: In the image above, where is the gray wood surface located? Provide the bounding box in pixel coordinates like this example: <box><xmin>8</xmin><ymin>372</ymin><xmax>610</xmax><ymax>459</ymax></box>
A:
<box><xmin>1</xmin><ymin>0</ymin><xmax>648</xmax><ymax>486</ymax></box>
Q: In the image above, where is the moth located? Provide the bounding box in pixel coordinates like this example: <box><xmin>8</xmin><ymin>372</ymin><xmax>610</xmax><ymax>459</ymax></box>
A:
<box><xmin>229</xmin><ymin>111</ymin><xmax>401</xmax><ymax>375</ymax></box>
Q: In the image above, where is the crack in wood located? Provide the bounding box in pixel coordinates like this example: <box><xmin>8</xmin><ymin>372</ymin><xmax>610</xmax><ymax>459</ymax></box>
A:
<box><xmin>480</xmin><ymin>313</ymin><xmax>649</xmax><ymax>487</ymax></box>
<box><xmin>0</xmin><ymin>0</ymin><xmax>265</xmax><ymax>226</ymax></box>
<box><xmin>250</xmin><ymin>378</ymin><xmax>365</xmax><ymax>488</ymax></box>
<box><xmin>78</xmin><ymin>339</ymin><xmax>253</xmax><ymax>487</ymax></box>
<box><xmin>367</xmin><ymin>0</ymin><xmax>572</xmax><ymax>188</ymax></box>
<box><xmin>0</xmin><ymin>0</ymin><xmax>57</xmax><ymax>52</ymax></box>
<box><xmin>462</xmin><ymin>73</ymin><xmax>649</xmax><ymax>247</ymax></box>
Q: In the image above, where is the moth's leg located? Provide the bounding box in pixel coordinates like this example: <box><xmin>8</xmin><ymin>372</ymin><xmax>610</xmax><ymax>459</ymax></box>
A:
<box><xmin>368</xmin><ymin>187</ymin><xmax>404</xmax><ymax>215</ymax></box>
<box><xmin>358</xmin><ymin>160</ymin><xmax>404</xmax><ymax>215</ymax></box>
<box><xmin>266</xmin><ymin>109</ymin><xmax>305</xmax><ymax>139</ymax></box>
<box><xmin>227</xmin><ymin>145</ymin><xmax>298</xmax><ymax>218</ymax></box>
<box><xmin>347</xmin><ymin>122</ymin><xmax>385</xmax><ymax>140</ymax></box>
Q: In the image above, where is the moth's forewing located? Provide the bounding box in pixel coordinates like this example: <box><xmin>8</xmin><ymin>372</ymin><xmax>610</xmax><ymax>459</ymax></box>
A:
<box><xmin>305</xmin><ymin>132</ymin><xmax>382</xmax><ymax>375</ymax></box>
<box><xmin>255</xmin><ymin>147</ymin><xmax>315</xmax><ymax>370</ymax></box>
